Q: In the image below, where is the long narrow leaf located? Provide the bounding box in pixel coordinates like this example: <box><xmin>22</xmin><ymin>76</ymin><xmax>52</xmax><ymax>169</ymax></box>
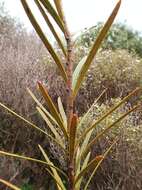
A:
<box><xmin>76</xmin><ymin>129</ymin><xmax>93</xmax><ymax>168</ymax></box>
<box><xmin>27</xmin><ymin>88</ymin><xmax>58</xmax><ymax>126</ymax></box>
<box><xmin>75</xmin><ymin>148</ymin><xmax>81</xmax><ymax>176</ymax></box>
<box><xmin>54</xmin><ymin>0</ymin><xmax>64</xmax><ymax>21</ymax></box>
<box><xmin>0</xmin><ymin>151</ymin><xmax>67</xmax><ymax>178</ymax></box>
<box><xmin>84</xmin><ymin>139</ymin><xmax>118</xmax><ymax>190</ymax></box>
<box><xmin>75</xmin><ymin>152</ymin><xmax>91</xmax><ymax>189</ymax></box>
<box><xmin>75</xmin><ymin>155</ymin><xmax>103</xmax><ymax>184</ymax></box>
<box><xmin>0</xmin><ymin>102</ymin><xmax>64</xmax><ymax>151</ymax></box>
<box><xmin>39</xmin><ymin>0</ymin><xmax>65</xmax><ymax>33</ymax></box>
<box><xmin>73</xmin><ymin>0</ymin><xmax>121</xmax><ymax>97</ymax></box>
<box><xmin>37</xmin><ymin>82</ymin><xmax>68</xmax><ymax>138</ymax></box>
<box><xmin>38</xmin><ymin>145</ymin><xmax>66</xmax><ymax>190</ymax></box>
<box><xmin>0</xmin><ymin>179</ymin><xmax>21</xmax><ymax>190</ymax></box>
<box><xmin>58</xmin><ymin>97</ymin><xmax>67</xmax><ymax>129</ymax></box>
<box><xmin>45</xmin><ymin>168</ymin><xmax>65</xmax><ymax>190</ymax></box>
<box><xmin>72</xmin><ymin>56</ymin><xmax>87</xmax><ymax>92</ymax></box>
<box><xmin>20</xmin><ymin>0</ymin><xmax>67</xmax><ymax>82</ymax></box>
<box><xmin>0</xmin><ymin>103</ymin><xmax>46</xmax><ymax>135</ymax></box>
<box><xmin>37</xmin><ymin>106</ymin><xmax>65</xmax><ymax>148</ymax></box>
<box><xmin>34</xmin><ymin>0</ymin><xmax>67</xmax><ymax>56</ymax></box>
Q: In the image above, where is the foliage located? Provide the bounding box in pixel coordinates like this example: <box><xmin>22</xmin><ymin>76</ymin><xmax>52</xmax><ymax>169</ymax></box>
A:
<box><xmin>0</xmin><ymin>0</ymin><xmax>141</xmax><ymax>190</ymax></box>
<box><xmin>76</xmin><ymin>22</ymin><xmax>142</xmax><ymax>58</ymax></box>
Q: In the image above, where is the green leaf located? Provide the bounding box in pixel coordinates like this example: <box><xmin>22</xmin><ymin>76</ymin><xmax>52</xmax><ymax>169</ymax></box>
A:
<box><xmin>0</xmin><ymin>179</ymin><xmax>21</xmax><ymax>190</ymax></box>
<box><xmin>38</xmin><ymin>145</ymin><xmax>66</xmax><ymax>190</ymax></box>
<box><xmin>37</xmin><ymin>82</ymin><xmax>68</xmax><ymax>138</ymax></box>
<box><xmin>73</xmin><ymin>0</ymin><xmax>121</xmax><ymax>97</ymax></box>
<box><xmin>20</xmin><ymin>0</ymin><xmax>67</xmax><ymax>82</ymax></box>
<box><xmin>34</xmin><ymin>0</ymin><xmax>67</xmax><ymax>57</ymax></box>
<box><xmin>58</xmin><ymin>97</ymin><xmax>67</xmax><ymax>129</ymax></box>
<box><xmin>72</xmin><ymin>56</ymin><xmax>87</xmax><ymax>92</ymax></box>
<box><xmin>39</xmin><ymin>0</ymin><xmax>65</xmax><ymax>33</ymax></box>
<box><xmin>84</xmin><ymin>139</ymin><xmax>117</xmax><ymax>190</ymax></box>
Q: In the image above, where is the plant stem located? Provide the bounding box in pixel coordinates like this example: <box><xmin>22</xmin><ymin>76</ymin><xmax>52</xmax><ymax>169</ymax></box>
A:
<box><xmin>60</xmin><ymin>2</ymin><xmax>74</xmax><ymax>189</ymax></box>
<box><xmin>65</xmin><ymin>22</ymin><xmax>75</xmax><ymax>190</ymax></box>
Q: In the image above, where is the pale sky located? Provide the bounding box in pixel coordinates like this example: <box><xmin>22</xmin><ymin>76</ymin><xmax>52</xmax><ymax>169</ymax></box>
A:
<box><xmin>3</xmin><ymin>0</ymin><xmax>142</xmax><ymax>34</ymax></box>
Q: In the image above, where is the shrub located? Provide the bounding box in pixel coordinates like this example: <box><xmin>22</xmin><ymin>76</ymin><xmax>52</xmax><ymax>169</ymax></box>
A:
<box><xmin>76</xmin><ymin>22</ymin><xmax>142</xmax><ymax>58</ymax></box>
<box><xmin>75</xmin><ymin>49</ymin><xmax>142</xmax><ymax>114</ymax></box>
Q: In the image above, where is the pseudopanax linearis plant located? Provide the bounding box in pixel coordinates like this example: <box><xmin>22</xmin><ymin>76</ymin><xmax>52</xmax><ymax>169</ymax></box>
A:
<box><xmin>0</xmin><ymin>0</ymin><xmax>141</xmax><ymax>189</ymax></box>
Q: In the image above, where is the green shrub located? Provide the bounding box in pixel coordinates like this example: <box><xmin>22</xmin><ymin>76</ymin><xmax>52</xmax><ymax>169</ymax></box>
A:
<box><xmin>76</xmin><ymin>22</ymin><xmax>142</xmax><ymax>58</ymax></box>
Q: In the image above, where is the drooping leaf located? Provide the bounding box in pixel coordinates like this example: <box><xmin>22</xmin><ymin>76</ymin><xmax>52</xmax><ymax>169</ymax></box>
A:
<box><xmin>37</xmin><ymin>82</ymin><xmax>68</xmax><ymax>138</ymax></box>
<box><xmin>20</xmin><ymin>0</ymin><xmax>67</xmax><ymax>82</ymax></box>
<box><xmin>0</xmin><ymin>179</ymin><xmax>21</xmax><ymax>190</ymax></box>
<box><xmin>34</xmin><ymin>0</ymin><xmax>67</xmax><ymax>56</ymax></box>
<box><xmin>84</xmin><ymin>139</ymin><xmax>118</xmax><ymax>190</ymax></box>
<box><xmin>39</xmin><ymin>0</ymin><xmax>65</xmax><ymax>33</ymax></box>
<box><xmin>73</xmin><ymin>0</ymin><xmax>121</xmax><ymax>97</ymax></box>
<box><xmin>38</xmin><ymin>145</ymin><xmax>66</xmax><ymax>190</ymax></box>
<box><xmin>58</xmin><ymin>97</ymin><xmax>67</xmax><ymax>129</ymax></box>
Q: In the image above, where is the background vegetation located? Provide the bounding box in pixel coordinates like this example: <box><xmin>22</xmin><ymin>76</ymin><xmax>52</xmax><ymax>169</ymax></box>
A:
<box><xmin>0</xmin><ymin>2</ymin><xmax>142</xmax><ymax>190</ymax></box>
